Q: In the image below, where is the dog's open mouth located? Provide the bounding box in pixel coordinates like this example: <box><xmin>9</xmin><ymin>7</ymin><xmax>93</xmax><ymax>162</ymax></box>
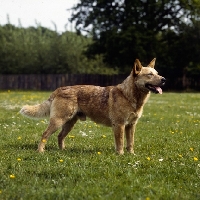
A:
<box><xmin>145</xmin><ymin>84</ymin><xmax>163</xmax><ymax>94</ymax></box>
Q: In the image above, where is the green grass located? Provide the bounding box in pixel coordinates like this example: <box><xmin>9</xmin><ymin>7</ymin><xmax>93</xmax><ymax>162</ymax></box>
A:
<box><xmin>0</xmin><ymin>91</ymin><xmax>200</xmax><ymax>200</ymax></box>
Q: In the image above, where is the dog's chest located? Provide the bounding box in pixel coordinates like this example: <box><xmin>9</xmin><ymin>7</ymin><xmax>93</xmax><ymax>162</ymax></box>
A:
<box><xmin>125</xmin><ymin>94</ymin><xmax>150</xmax><ymax>124</ymax></box>
<box><xmin>125</xmin><ymin>108</ymin><xmax>143</xmax><ymax>125</ymax></box>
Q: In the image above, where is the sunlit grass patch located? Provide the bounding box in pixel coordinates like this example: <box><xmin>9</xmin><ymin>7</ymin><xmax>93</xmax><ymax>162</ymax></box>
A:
<box><xmin>0</xmin><ymin>91</ymin><xmax>200</xmax><ymax>199</ymax></box>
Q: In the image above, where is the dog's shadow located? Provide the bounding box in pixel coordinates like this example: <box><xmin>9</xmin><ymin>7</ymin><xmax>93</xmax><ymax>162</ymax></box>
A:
<box><xmin>5</xmin><ymin>143</ymin><xmax>113</xmax><ymax>155</ymax></box>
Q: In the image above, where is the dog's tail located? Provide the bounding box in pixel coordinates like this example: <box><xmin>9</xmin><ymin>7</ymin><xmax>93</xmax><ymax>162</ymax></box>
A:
<box><xmin>20</xmin><ymin>99</ymin><xmax>51</xmax><ymax>119</ymax></box>
<box><xmin>20</xmin><ymin>90</ymin><xmax>59</xmax><ymax>119</ymax></box>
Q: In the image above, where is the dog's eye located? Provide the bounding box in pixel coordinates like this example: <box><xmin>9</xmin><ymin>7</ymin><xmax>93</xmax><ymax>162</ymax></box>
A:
<box><xmin>147</xmin><ymin>73</ymin><xmax>154</xmax><ymax>77</ymax></box>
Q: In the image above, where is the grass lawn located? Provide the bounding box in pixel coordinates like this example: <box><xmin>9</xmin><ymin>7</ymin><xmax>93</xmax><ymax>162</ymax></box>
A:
<box><xmin>0</xmin><ymin>91</ymin><xmax>200</xmax><ymax>200</ymax></box>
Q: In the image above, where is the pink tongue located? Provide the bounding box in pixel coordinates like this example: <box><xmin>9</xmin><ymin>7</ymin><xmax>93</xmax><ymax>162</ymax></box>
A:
<box><xmin>155</xmin><ymin>87</ymin><xmax>162</xmax><ymax>94</ymax></box>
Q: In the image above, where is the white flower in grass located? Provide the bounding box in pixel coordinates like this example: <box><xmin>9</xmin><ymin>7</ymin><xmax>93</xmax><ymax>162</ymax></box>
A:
<box><xmin>128</xmin><ymin>161</ymin><xmax>140</xmax><ymax>168</ymax></box>
<box><xmin>80</xmin><ymin>131</ymin><xmax>88</xmax><ymax>137</ymax></box>
<box><xmin>158</xmin><ymin>158</ymin><xmax>164</xmax><ymax>162</ymax></box>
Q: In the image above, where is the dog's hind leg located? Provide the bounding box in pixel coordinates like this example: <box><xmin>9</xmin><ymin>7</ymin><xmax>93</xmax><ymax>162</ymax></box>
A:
<box><xmin>38</xmin><ymin>117</ymin><xmax>66</xmax><ymax>152</ymax></box>
<box><xmin>58</xmin><ymin>116</ymin><xmax>78</xmax><ymax>150</ymax></box>
<box><xmin>37</xmin><ymin>98</ymin><xmax>78</xmax><ymax>152</ymax></box>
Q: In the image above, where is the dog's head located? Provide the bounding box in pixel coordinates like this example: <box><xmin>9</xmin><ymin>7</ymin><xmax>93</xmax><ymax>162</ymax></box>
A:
<box><xmin>133</xmin><ymin>58</ymin><xmax>166</xmax><ymax>94</ymax></box>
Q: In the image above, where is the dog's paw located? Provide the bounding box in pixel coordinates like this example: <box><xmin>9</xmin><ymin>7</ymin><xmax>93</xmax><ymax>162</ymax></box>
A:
<box><xmin>37</xmin><ymin>147</ymin><xmax>45</xmax><ymax>153</ymax></box>
<box><xmin>116</xmin><ymin>150</ymin><xmax>124</xmax><ymax>155</ymax></box>
<box><xmin>128</xmin><ymin>150</ymin><xmax>135</xmax><ymax>154</ymax></box>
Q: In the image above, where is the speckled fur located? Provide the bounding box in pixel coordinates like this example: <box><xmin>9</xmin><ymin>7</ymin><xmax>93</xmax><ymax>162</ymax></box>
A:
<box><xmin>20</xmin><ymin>58</ymin><xmax>165</xmax><ymax>154</ymax></box>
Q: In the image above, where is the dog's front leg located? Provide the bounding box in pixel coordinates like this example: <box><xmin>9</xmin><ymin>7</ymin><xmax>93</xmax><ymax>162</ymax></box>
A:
<box><xmin>125</xmin><ymin>122</ymin><xmax>137</xmax><ymax>154</ymax></box>
<box><xmin>112</xmin><ymin>123</ymin><xmax>125</xmax><ymax>155</ymax></box>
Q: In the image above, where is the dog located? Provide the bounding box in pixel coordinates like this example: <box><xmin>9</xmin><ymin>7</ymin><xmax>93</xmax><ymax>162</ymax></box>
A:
<box><xmin>20</xmin><ymin>58</ymin><xmax>165</xmax><ymax>154</ymax></box>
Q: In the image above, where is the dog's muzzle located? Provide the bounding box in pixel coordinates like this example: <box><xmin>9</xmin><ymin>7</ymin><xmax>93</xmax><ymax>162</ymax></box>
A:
<box><xmin>145</xmin><ymin>77</ymin><xmax>166</xmax><ymax>94</ymax></box>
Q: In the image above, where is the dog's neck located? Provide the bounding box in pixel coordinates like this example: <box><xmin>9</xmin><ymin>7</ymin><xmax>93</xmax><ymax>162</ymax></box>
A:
<box><xmin>117</xmin><ymin>74</ymin><xmax>150</xmax><ymax>109</ymax></box>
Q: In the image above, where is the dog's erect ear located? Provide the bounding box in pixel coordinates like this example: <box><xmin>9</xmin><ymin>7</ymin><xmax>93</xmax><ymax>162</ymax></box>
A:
<box><xmin>133</xmin><ymin>59</ymin><xmax>142</xmax><ymax>76</ymax></box>
<box><xmin>148</xmin><ymin>58</ymin><xmax>156</xmax><ymax>68</ymax></box>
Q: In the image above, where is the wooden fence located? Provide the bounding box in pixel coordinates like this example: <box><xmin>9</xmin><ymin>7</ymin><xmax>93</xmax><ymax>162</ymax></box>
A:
<box><xmin>0</xmin><ymin>74</ymin><xmax>199</xmax><ymax>91</ymax></box>
<box><xmin>0</xmin><ymin>74</ymin><xmax>126</xmax><ymax>90</ymax></box>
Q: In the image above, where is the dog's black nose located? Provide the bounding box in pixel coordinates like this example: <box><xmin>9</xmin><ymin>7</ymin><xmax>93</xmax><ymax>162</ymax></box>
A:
<box><xmin>161</xmin><ymin>77</ymin><xmax>166</xmax><ymax>84</ymax></box>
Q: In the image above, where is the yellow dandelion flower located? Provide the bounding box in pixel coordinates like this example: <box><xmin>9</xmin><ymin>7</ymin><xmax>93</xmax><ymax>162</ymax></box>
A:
<box><xmin>17</xmin><ymin>158</ymin><xmax>21</xmax><ymax>161</ymax></box>
<box><xmin>7</xmin><ymin>90</ymin><xmax>10</xmax><ymax>93</ymax></box>
<box><xmin>102</xmin><ymin>135</ymin><xmax>106</xmax><ymax>138</ymax></box>
<box><xmin>190</xmin><ymin>147</ymin><xmax>194</xmax><ymax>151</ymax></box>
<box><xmin>41</xmin><ymin>120</ymin><xmax>45</xmax><ymax>123</ymax></box>
<box><xmin>147</xmin><ymin>157</ymin><xmax>151</xmax><ymax>161</ymax></box>
<box><xmin>59</xmin><ymin>159</ymin><xmax>64</xmax><ymax>162</ymax></box>
<box><xmin>9</xmin><ymin>174</ymin><xmax>15</xmax><ymax>179</ymax></box>
<box><xmin>179</xmin><ymin>154</ymin><xmax>183</xmax><ymax>158</ymax></box>
<box><xmin>194</xmin><ymin>157</ymin><xmax>198</xmax><ymax>161</ymax></box>
<box><xmin>68</xmin><ymin>135</ymin><xmax>75</xmax><ymax>138</ymax></box>
<box><xmin>17</xmin><ymin>136</ymin><xmax>21</xmax><ymax>140</ymax></box>
<box><xmin>0</xmin><ymin>190</ymin><xmax>2</xmax><ymax>194</ymax></box>
<box><xmin>97</xmin><ymin>152</ymin><xmax>101</xmax><ymax>155</ymax></box>
<box><xmin>42</xmin><ymin>139</ymin><xmax>47</xmax><ymax>143</ymax></box>
<box><xmin>146</xmin><ymin>197</ymin><xmax>150</xmax><ymax>200</ymax></box>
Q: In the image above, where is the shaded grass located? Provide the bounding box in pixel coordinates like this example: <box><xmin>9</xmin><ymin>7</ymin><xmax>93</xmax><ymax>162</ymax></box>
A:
<box><xmin>0</xmin><ymin>91</ymin><xmax>200</xmax><ymax>199</ymax></box>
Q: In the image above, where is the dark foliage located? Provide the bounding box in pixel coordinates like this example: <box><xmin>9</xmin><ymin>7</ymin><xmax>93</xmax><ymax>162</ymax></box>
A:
<box><xmin>70</xmin><ymin>0</ymin><xmax>200</xmax><ymax>75</ymax></box>
<box><xmin>0</xmin><ymin>24</ymin><xmax>116</xmax><ymax>74</ymax></box>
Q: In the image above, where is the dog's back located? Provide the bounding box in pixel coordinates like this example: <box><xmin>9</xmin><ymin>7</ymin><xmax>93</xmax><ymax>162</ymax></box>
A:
<box><xmin>51</xmin><ymin>85</ymin><xmax>113</xmax><ymax>126</ymax></box>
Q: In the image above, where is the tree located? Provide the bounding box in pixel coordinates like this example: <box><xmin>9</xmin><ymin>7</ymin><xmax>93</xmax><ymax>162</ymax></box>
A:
<box><xmin>70</xmin><ymin>0</ymin><xmax>200</xmax><ymax>72</ymax></box>
<box><xmin>169</xmin><ymin>20</ymin><xmax>200</xmax><ymax>75</ymax></box>
<box><xmin>0</xmin><ymin>24</ymin><xmax>118</xmax><ymax>74</ymax></box>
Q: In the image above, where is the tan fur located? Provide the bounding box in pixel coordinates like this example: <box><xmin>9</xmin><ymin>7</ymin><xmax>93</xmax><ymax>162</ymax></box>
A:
<box><xmin>20</xmin><ymin>58</ymin><xmax>165</xmax><ymax>154</ymax></box>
